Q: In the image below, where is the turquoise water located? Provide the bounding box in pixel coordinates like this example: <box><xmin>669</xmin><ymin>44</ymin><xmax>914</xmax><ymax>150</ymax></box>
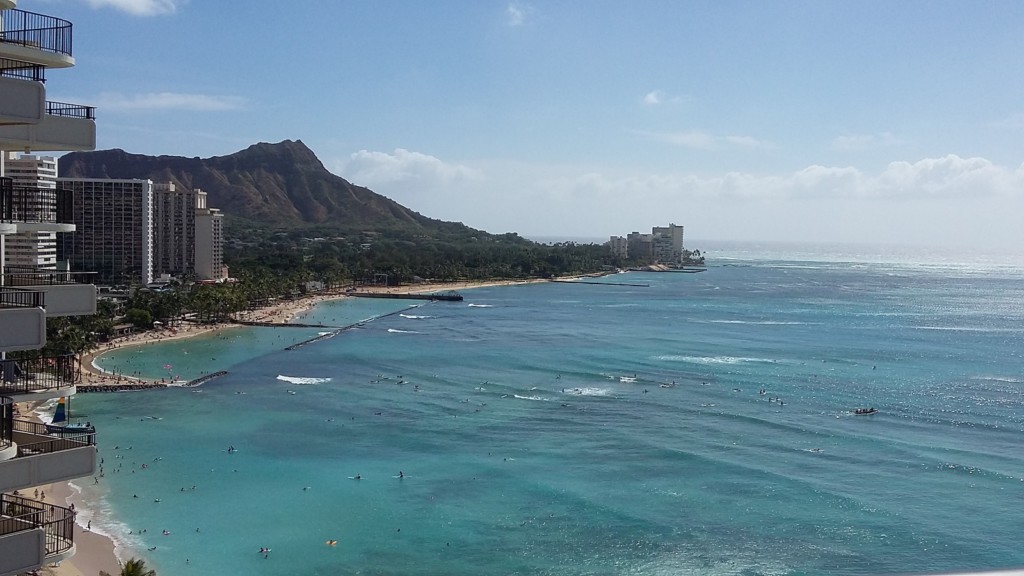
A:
<box><xmin>69</xmin><ymin>246</ymin><xmax>1024</xmax><ymax>575</ymax></box>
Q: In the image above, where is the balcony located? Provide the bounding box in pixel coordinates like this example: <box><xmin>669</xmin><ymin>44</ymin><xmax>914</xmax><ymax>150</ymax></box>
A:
<box><xmin>3</xmin><ymin>268</ymin><xmax>97</xmax><ymax>317</ymax></box>
<box><xmin>2</xmin><ymin>411</ymin><xmax>97</xmax><ymax>488</ymax></box>
<box><xmin>0</xmin><ymin>8</ymin><xmax>74</xmax><ymax>68</ymax></box>
<box><xmin>0</xmin><ymin>75</ymin><xmax>44</xmax><ymax>125</ymax></box>
<box><xmin>0</xmin><ymin>494</ymin><xmax>77</xmax><ymax>573</ymax></box>
<box><xmin>0</xmin><ymin>354</ymin><xmax>77</xmax><ymax>399</ymax></box>
<box><xmin>0</xmin><ymin>107</ymin><xmax>95</xmax><ymax>151</ymax></box>
<box><xmin>0</xmin><ymin>183</ymin><xmax>74</xmax><ymax>231</ymax></box>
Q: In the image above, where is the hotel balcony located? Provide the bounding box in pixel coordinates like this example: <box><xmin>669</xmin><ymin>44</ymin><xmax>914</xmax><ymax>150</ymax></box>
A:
<box><xmin>0</xmin><ymin>75</ymin><xmax>44</xmax><ymax>125</ymax></box>
<box><xmin>0</xmin><ymin>179</ymin><xmax>76</xmax><ymax>233</ymax></box>
<box><xmin>3</xmin><ymin>267</ymin><xmax>97</xmax><ymax>317</ymax></box>
<box><xmin>0</xmin><ymin>412</ymin><xmax>97</xmax><ymax>492</ymax></box>
<box><xmin>0</xmin><ymin>288</ymin><xmax>46</xmax><ymax>353</ymax></box>
<box><xmin>0</xmin><ymin>395</ymin><xmax>92</xmax><ymax>573</ymax></box>
<box><xmin>0</xmin><ymin>8</ymin><xmax>75</xmax><ymax>69</ymax></box>
<box><xmin>0</xmin><ymin>494</ymin><xmax>79</xmax><ymax>574</ymax></box>
<box><xmin>0</xmin><ymin>102</ymin><xmax>95</xmax><ymax>151</ymax></box>
<box><xmin>0</xmin><ymin>354</ymin><xmax>77</xmax><ymax>401</ymax></box>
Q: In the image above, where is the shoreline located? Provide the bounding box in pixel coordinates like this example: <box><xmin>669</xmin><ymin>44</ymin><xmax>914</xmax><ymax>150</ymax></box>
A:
<box><xmin>54</xmin><ymin>277</ymin><xmax>552</xmax><ymax>575</ymax></box>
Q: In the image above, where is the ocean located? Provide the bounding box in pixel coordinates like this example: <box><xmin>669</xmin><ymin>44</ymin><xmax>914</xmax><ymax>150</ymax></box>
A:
<box><xmin>65</xmin><ymin>243</ymin><xmax>1024</xmax><ymax>575</ymax></box>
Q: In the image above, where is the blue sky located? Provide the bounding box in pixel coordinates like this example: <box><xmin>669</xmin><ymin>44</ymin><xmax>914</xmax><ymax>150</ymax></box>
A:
<box><xmin>35</xmin><ymin>0</ymin><xmax>1024</xmax><ymax>252</ymax></box>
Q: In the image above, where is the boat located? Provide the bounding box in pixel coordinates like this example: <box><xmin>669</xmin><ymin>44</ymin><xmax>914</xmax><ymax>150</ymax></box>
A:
<box><xmin>852</xmin><ymin>407</ymin><xmax>878</xmax><ymax>415</ymax></box>
<box><xmin>45</xmin><ymin>397</ymin><xmax>96</xmax><ymax>435</ymax></box>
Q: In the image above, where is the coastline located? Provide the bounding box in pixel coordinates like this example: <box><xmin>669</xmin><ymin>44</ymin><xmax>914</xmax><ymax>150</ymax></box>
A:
<box><xmin>52</xmin><ymin>277</ymin><xmax>549</xmax><ymax>576</ymax></box>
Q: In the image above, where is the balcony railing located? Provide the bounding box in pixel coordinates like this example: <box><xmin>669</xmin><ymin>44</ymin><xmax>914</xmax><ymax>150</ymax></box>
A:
<box><xmin>0</xmin><ymin>286</ymin><xmax>45</xmax><ymax>309</ymax></box>
<box><xmin>13</xmin><ymin>418</ymin><xmax>96</xmax><ymax>450</ymax></box>
<box><xmin>2</xmin><ymin>267</ymin><xmax>97</xmax><ymax>287</ymax></box>
<box><xmin>46</xmin><ymin>100</ymin><xmax>95</xmax><ymax>120</ymax></box>
<box><xmin>1</xmin><ymin>395</ymin><xmax>12</xmax><ymax>451</ymax></box>
<box><xmin>0</xmin><ymin>8</ymin><xmax>73</xmax><ymax>57</ymax></box>
<box><xmin>0</xmin><ymin>493</ymin><xmax>75</xmax><ymax>557</ymax></box>
<box><xmin>0</xmin><ymin>354</ymin><xmax>77</xmax><ymax>396</ymax></box>
<box><xmin>0</xmin><ymin>183</ymin><xmax>73</xmax><ymax>224</ymax></box>
<box><xmin>0</xmin><ymin>56</ymin><xmax>45</xmax><ymax>81</ymax></box>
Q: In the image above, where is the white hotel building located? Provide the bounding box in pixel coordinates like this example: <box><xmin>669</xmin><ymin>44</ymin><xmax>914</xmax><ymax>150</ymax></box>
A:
<box><xmin>1</xmin><ymin>2</ymin><xmax>100</xmax><ymax>575</ymax></box>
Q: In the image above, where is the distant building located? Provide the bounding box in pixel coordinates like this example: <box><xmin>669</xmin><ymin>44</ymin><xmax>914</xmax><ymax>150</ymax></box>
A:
<box><xmin>627</xmin><ymin>231</ymin><xmax>653</xmax><ymax>261</ymax></box>
<box><xmin>608</xmin><ymin>223</ymin><xmax>686</xmax><ymax>265</ymax></box>
<box><xmin>152</xmin><ymin>182</ymin><xmax>196</xmax><ymax>278</ymax></box>
<box><xmin>651</xmin><ymin>223</ymin><xmax>684</xmax><ymax>264</ymax></box>
<box><xmin>195</xmin><ymin>189</ymin><xmax>227</xmax><ymax>280</ymax></box>
<box><xmin>1</xmin><ymin>153</ymin><xmax>60</xmax><ymax>270</ymax></box>
<box><xmin>58</xmin><ymin>178</ymin><xmax>155</xmax><ymax>286</ymax></box>
<box><xmin>608</xmin><ymin>235</ymin><xmax>628</xmax><ymax>259</ymax></box>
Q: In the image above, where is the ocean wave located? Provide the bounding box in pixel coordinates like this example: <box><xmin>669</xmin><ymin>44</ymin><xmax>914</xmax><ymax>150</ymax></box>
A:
<box><xmin>400</xmin><ymin>313</ymin><xmax>433</xmax><ymax>319</ymax></box>
<box><xmin>971</xmin><ymin>375</ymin><xmax>1023</xmax><ymax>384</ymax></box>
<box><xmin>513</xmin><ymin>394</ymin><xmax>547</xmax><ymax>401</ymax></box>
<box><xmin>276</xmin><ymin>375</ymin><xmax>332</xmax><ymax>385</ymax></box>
<box><xmin>706</xmin><ymin>320</ymin><xmax>807</xmax><ymax>325</ymax></box>
<box><xmin>656</xmin><ymin>355</ymin><xmax>779</xmax><ymax>365</ymax></box>
<box><xmin>387</xmin><ymin>328</ymin><xmax>419</xmax><ymax>334</ymax></box>
<box><xmin>562</xmin><ymin>387</ymin><xmax>612</xmax><ymax>397</ymax></box>
<box><xmin>467</xmin><ymin>303</ymin><xmax>493</xmax><ymax>308</ymax></box>
<box><xmin>915</xmin><ymin>326</ymin><xmax>1024</xmax><ymax>333</ymax></box>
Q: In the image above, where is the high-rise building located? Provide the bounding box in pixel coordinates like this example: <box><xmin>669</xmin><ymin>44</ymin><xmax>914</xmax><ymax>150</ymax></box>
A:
<box><xmin>152</xmin><ymin>181</ymin><xmax>196</xmax><ymax>279</ymax></box>
<box><xmin>57</xmin><ymin>178</ymin><xmax>154</xmax><ymax>286</ymax></box>
<box><xmin>1</xmin><ymin>2</ymin><xmax>100</xmax><ymax>573</ymax></box>
<box><xmin>651</xmin><ymin>223</ymin><xmax>684</xmax><ymax>264</ymax></box>
<box><xmin>195</xmin><ymin>189</ymin><xmax>227</xmax><ymax>280</ymax></box>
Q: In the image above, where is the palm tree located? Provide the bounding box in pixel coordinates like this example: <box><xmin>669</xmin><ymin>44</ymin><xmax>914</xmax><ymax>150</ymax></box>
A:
<box><xmin>100</xmin><ymin>557</ymin><xmax>156</xmax><ymax>576</ymax></box>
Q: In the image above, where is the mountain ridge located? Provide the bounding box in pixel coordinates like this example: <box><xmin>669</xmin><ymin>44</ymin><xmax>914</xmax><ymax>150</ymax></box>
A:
<box><xmin>58</xmin><ymin>140</ymin><xmax>473</xmax><ymax>235</ymax></box>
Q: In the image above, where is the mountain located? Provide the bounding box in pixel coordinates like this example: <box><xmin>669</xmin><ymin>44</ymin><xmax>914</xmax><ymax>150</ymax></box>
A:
<box><xmin>58</xmin><ymin>140</ymin><xmax>477</xmax><ymax>235</ymax></box>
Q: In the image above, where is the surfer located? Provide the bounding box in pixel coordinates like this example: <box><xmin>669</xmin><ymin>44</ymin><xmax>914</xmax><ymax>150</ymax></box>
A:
<box><xmin>398</xmin><ymin>471</ymin><xmax>404</xmax><ymax>479</ymax></box>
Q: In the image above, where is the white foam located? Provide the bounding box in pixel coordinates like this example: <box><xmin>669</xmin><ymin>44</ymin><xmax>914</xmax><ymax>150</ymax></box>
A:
<box><xmin>467</xmin><ymin>303</ymin><xmax>493</xmax><ymax>308</ymax></box>
<box><xmin>387</xmin><ymin>328</ymin><xmax>419</xmax><ymax>334</ymax></box>
<box><xmin>400</xmin><ymin>313</ymin><xmax>432</xmax><ymax>319</ymax></box>
<box><xmin>656</xmin><ymin>355</ymin><xmax>778</xmax><ymax>365</ymax></box>
<box><xmin>513</xmin><ymin>394</ymin><xmax>547</xmax><ymax>401</ymax></box>
<box><xmin>276</xmin><ymin>375</ymin><xmax>332</xmax><ymax>385</ymax></box>
<box><xmin>564</xmin><ymin>387</ymin><xmax>612</xmax><ymax>397</ymax></box>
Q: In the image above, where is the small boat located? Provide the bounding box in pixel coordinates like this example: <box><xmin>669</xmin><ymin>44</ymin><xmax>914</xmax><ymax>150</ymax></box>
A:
<box><xmin>45</xmin><ymin>397</ymin><xmax>96</xmax><ymax>435</ymax></box>
<box><xmin>852</xmin><ymin>407</ymin><xmax>878</xmax><ymax>415</ymax></box>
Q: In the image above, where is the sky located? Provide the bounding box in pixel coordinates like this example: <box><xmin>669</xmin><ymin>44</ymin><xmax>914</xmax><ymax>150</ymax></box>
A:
<box><xmin>30</xmin><ymin>0</ymin><xmax>1024</xmax><ymax>253</ymax></box>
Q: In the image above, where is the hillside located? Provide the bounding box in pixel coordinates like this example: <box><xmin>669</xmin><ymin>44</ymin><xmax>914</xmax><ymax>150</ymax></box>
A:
<box><xmin>58</xmin><ymin>140</ymin><xmax>485</xmax><ymax>238</ymax></box>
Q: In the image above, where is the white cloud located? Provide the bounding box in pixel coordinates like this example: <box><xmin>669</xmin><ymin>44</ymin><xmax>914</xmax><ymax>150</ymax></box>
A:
<box><xmin>84</xmin><ymin>0</ymin><xmax>180</xmax><ymax>16</ymax></box>
<box><xmin>640</xmin><ymin>130</ymin><xmax>770</xmax><ymax>150</ymax></box>
<box><xmin>97</xmin><ymin>92</ymin><xmax>246</xmax><ymax>112</ymax></box>
<box><xmin>641</xmin><ymin>90</ymin><xmax>687</xmax><ymax>106</ymax></box>
<box><xmin>643</xmin><ymin>90</ymin><xmax>666</xmax><ymax>105</ymax></box>
<box><xmin>540</xmin><ymin>154</ymin><xmax>1024</xmax><ymax>202</ymax></box>
<box><xmin>830</xmin><ymin>132</ymin><xmax>901</xmax><ymax>152</ymax></box>
<box><xmin>506</xmin><ymin>2</ymin><xmax>532</xmax><ymax>26</ymax></box>
<box><xmin>339</xmin><ymin>149</ymin><xmax>482</xmax><ymax>190</ymax></box>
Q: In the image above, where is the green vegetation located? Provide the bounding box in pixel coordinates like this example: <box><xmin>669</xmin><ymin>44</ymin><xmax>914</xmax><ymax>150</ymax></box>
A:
<box><xmin>100</xmin><ymin>558</ymin><xmax>157</xmax><ymax>576</ymax></box>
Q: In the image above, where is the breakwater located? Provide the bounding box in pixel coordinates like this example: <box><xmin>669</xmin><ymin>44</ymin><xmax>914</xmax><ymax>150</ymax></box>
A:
<box><xmin>79</xmin><ymin>383</ymin><xmax>167</xmax><ymax>393</ymax></box>
<box><xmin>285</xmin><ymin>306</ymin><xmax>415</xmax><ymax>351</ymax></box>
<box><xmin>350</xmin><ymin>291</ymin><xmax>463</xmax><ymax>302</ymax></box>
<box><xmin>550</xmin><ymin>279</ymin><xmax>650</xmax><ymax>287</ymax></box>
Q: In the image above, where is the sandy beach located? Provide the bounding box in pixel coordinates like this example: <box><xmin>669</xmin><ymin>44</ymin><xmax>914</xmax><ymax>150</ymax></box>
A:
<box><xmin>42</xmin><ymin>278</ymin><xmax>549</xmax><ymax>575</ymax></box>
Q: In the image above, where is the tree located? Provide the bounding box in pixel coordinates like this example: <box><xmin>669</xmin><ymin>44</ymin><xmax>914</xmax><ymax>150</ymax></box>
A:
<box><xmin>100</xmin><ymin>557</ymin><xmax>157</xmax><ymax>576</ymax></box>
<box><xmin>124</xmin><ymin>308</ymin><xmax>154</xmax><ymax>329</ymax></box>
